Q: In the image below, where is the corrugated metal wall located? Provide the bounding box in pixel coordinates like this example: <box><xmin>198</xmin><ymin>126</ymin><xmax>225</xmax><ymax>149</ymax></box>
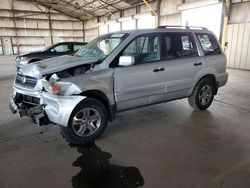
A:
<box><xmin>225</xmin><ymin>1</ymin><xmax>250</xmax><ymax>70</ymax></box>
<box><xmin>0</xmin><ymin>0</ymin><xmax>84</xmax><ymax>55</ymax></box>
<box><xmin>225</xmin><ymin>23</ymin><xmax>250</xmax><ymax>70</ymax></box>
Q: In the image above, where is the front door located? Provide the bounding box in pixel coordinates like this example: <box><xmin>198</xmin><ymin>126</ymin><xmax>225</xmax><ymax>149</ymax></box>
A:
<box><xmin>114</xmin><ymin>34</ymin><xmax>166</xmax><ymax>111</ymax></box>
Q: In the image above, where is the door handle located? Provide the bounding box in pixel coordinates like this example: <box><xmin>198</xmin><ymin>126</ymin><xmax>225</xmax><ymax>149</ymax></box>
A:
<box><xmin>153</xmin><ymin>67</ymin><xmax>165</xmax><ymax>72</ymax></box>
<box><xmin>193</xmin><ymin>62</ymin><xmax>202</xmax><ymax>66</ymax></box>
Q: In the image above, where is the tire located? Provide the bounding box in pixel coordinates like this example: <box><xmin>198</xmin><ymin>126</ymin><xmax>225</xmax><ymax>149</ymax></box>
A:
<box><xmin>188</xmin><ymin>78</ymin><xmax>215</xmax><ymax>110</ymax></box>
<box><xmin>60</xmin><ymin>98</ymin><xmax>108</xmax><ymax>145</ymax></box>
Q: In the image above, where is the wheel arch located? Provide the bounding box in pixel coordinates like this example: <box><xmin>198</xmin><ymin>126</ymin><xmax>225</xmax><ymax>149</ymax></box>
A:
<box><xmin>80</xmin><ymin>90</ymin><xmax>115</xmax><ymax>121</ymax></box>
<box><xmin>190</xmin><ymin>74</ymin><xmax>218</xmax><ymax>96</ymax></box>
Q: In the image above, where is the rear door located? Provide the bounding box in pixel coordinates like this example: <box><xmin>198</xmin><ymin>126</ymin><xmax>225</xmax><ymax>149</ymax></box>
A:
<box><xmin>195</xmin><ymin>33</ymin><xmax>226</xmax><ymax>73</ymax></box>
<box><xmin>162</xmin><ymin>32</ymin><xmax>203</xmax><ymax>99</ymax></box>
<box><xmin>114</xmin><ymin>33</ymin><xmax>167</xmax><ymax>111</ymax></box>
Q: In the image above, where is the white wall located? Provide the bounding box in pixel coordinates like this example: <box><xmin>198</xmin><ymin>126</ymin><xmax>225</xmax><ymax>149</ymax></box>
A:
<box><xmin>181</xmin><ymin>3</ymin><xmax>223</xmax><ymax>38</ymax></box>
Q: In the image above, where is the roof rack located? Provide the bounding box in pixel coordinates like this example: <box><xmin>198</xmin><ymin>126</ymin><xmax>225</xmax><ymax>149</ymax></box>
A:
<box><xmin>157</xmin><ymin>25</ymin><xmax>208</xmax><ymax>30</ymax></box>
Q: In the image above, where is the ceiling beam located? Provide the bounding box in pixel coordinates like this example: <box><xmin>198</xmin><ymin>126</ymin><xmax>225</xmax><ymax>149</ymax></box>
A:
<box><xmin>60</xmin><ymin>0</ymin><xmax>98</xmax><ymax>17</ymax></box>
<box><xmin>16</xmin><ymin>0</ymin><xmax>157</xmax><ymax>23</ymax></box>
<box><xmin>88</xmin><ymin>0</ymin><xmax>123</xmax><ymax>12</ymax></box>
<box><xmin>74</xmin><ymin>0</ymin><xmax>98</xmax><ymax>9</ymax></box>
<box><xmin>99</xmin><ymin>0</ymin><xmax>121</xmax><ymax>11</ymax></box>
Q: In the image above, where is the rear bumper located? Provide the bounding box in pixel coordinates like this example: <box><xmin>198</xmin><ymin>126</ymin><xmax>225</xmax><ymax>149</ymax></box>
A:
<box><xmin>10</xmin><ymin>87</ymin><xmax>85</xmax><ymax>127</ymax></box>
<box><xmin>216</xmin><ymin>72</ymin><xmax>228</xmax><ymax>87</ymax></box>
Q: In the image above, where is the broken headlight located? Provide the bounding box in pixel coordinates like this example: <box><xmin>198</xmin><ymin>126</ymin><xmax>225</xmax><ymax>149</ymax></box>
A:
<box><xmin>42</xmin><ymin>73</ymin><xmax>81</xmax><ymax>95</ymax></box>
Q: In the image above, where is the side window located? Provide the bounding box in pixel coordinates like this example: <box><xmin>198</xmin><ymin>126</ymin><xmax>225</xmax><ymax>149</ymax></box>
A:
<box><xmin>73</xmin><ymin>44</ymin><xmax>85</xmax><ymax>52</ymax></box>
<box><xmin>181</xmin><ymin>36</ymin><xmax>193</xmax><ymax>50</ymax></box>
<box><xmin>52</xmin><ymin>44</ymin><xmax>71</xmax><ymax>53</ymax></box>
<box><xmin>196</xmin><ymin>33</ymin><xmax>221</xmax><ymax>55</ymax></box>
<box><xmin>164</xmin><ymin>33</ymin><xmax>198</xmax><ymax>59</ymax></box>
<box><xmin>122</xmin><ymin>35</ymin><xmax>160</xmax><ymax>64</ymax></box>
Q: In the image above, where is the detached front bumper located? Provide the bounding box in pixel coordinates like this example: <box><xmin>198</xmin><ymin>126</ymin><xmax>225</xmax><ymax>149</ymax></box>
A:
<box><xmin>10</xmin><ymin>87</ymin><xmax>86</xmax><ymax>127</ymax></box>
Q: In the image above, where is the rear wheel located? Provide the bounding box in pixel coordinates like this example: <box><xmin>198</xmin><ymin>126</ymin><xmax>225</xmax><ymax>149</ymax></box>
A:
<box><xmin>188</xmin><ymin>78</ymin><xmax>215</xmax><ymax>110</ymax></box>
<box><xmin>60</xmin><ymin>98</ymin><xmax>108</xmax><ymax>145</ymax></box>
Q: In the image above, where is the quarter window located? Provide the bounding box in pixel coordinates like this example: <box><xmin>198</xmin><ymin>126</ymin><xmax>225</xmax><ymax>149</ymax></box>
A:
<box><xmin>196</xmin><ymin>33</ymin><xmax>221</xmax><ymax>55</ymax></box>
<box><xmin>122</xmin><ymin>35</ymin><xmax>160</xmax><ymax>64</ymax></box>
<box><xmin>164</xmin><ymin>33</ymin><xmax>198</xmax><ymax>59</ymax></box>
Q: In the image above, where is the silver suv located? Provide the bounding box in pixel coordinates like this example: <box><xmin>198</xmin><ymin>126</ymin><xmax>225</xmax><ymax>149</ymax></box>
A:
<box><xmin>9</xmin><ymin>26</ymin><xmax>228</xmax><ymax>145</ymax></box>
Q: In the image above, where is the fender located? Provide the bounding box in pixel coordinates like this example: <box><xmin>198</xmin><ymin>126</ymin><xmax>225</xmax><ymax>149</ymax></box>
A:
<box><xmin>188</xmin><ymin>66</ymin><xmax>217</xmax><ymax>96</ymax></box>
<box><xmin>41</xmin><ymin>92</ymin><xmax>86</xmax><ymax>127</ymax></box>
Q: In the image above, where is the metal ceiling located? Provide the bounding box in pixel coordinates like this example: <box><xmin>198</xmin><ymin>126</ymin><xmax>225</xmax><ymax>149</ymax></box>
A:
<box><xmin>19</xmin><ymin>0</ymin><xmax>154</xmax><ymax>21</ymax></box>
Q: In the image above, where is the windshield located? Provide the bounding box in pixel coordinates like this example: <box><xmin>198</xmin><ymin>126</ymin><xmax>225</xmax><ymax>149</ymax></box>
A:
<box><xmin>75</xmin><ymin>33</ymin><xmax>128</xmax><ymax>61</ymax></box>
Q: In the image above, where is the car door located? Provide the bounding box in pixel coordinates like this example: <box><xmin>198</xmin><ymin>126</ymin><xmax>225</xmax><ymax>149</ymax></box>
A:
<box><xmin>195</xmin><ymin>33</ymin><xmax>226</xmax><ymax>74</ymax></box>
<box><xmin>114</xmin><ymin>34</ymin><xmax>167</xmax><ymax>111</ymax></box>
<box><xmin>162</xmin><ymin>32</ymin><xmax>203</xmax><ymax>100</ymax></box>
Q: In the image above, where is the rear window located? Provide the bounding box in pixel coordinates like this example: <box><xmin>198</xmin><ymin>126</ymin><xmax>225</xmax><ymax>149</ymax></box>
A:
<box><xmin>196</xmin><ymin>33</ymin><xmax>221</xmax><ymax>55</ymax></box>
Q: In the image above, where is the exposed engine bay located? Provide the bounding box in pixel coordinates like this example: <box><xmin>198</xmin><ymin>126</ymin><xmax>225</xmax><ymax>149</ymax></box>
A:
<box><xmin>45</xmin><ymin>64</ymin><xmax>91</xmax><ymax>80</ymax></box>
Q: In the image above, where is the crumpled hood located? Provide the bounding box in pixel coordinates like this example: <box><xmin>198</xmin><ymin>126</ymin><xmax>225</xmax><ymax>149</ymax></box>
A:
<box><xmin>19</xmin><ymin>55</ymin><xmax>99</xmax><ymax>78</ymax></box>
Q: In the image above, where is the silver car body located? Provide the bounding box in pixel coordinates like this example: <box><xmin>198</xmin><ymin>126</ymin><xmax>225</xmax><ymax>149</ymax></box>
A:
<box><xmin>11</xmin><ymin>27</ymin><xmax>228</xmax><ymax>127</ymax></box>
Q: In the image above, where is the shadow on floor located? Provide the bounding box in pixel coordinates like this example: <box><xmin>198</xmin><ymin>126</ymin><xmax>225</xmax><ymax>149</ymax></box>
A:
<box><xmin>70</xmin><ymin>143</ymin><xmax>144</xmax><ymax>188</ymax></box>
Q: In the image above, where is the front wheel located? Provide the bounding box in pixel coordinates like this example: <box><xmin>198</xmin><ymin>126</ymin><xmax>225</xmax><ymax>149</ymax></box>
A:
<box><xmin>188</xmin><ymin>78</ymin><xmax>215</xmax><ymax>110</ymax></box>
<box><xmin>60</xmin><ymin>98</ymin><xmax>108</xmax><ymax>145</ymax></box>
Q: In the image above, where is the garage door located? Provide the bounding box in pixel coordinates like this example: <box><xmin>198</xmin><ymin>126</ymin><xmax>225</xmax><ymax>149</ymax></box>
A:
<box><xmin>180</xmin><ymin>3</ymin><xmax>223</xmax><ymax>39</ymax></box>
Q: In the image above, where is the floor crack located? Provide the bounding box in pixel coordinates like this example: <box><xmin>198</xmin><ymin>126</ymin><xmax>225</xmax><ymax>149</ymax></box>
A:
<box><xmin>34</xmin><ymin>134</ymin><xmax>58</xmax><ymax>144</ymax></box>
<box><xmin>214</xmin><ymin>99</ymin><xmax>250</xmax><ymax>114</ymax></box>
<box><xmin>0</xmin><ymin>126</ymin><xmax>50</xmax><ymax>144</ymax></box>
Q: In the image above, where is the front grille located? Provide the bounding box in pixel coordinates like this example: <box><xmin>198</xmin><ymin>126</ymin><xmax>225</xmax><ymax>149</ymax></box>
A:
<box><xmin>22</xmin><ymin>95</ymin><xmax>40</xmax><ymax>105</ymax></box>
<box><xmin>15</xmin><ymin>73</ymin><xmax>37</xmax><ymax>89</ymax></box>
<box><xmin>15</xmin><ymin>93</ymin><xmax>40</xmax><ymax>105</ymax></box>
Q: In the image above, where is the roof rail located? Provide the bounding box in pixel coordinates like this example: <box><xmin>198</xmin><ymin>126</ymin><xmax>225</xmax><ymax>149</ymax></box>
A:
<box><xmin>187</xmin><ymin>26</ymin><xmax>208</xmax><ymax>30</ymax></box>
<box><xmin>157</xmin><ymin>25</ymin><xmax>208</xmax><ymax>30</ymax></box>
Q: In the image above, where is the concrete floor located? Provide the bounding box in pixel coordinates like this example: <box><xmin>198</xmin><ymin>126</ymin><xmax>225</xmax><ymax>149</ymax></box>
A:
<box><xmin>1</xmin><ymin>55</ymin><xmax>250</xmax><ymax>188</ymax></box>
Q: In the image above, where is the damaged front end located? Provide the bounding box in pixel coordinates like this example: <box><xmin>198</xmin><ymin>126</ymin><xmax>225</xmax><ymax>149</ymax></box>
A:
<box><xmin>9</xmin><ymin>88</ymin><xmax>86</xmax><ymax>126</ymax></box>
<box><xmin>10</xmin><ymin>91</ymin><xmax>48</xmax><ymax>126</ymax></box>
<box><xmin>10</xmin><ymin>56</ymin><xmax>98</xmax><ymax>126</ymax></box>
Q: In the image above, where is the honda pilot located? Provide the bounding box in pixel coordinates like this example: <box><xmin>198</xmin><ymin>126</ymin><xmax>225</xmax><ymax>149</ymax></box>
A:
<box><xmin>9</xmin><ymin>26</ymin><xmax>228</xmax><ymax>145</ymax></box>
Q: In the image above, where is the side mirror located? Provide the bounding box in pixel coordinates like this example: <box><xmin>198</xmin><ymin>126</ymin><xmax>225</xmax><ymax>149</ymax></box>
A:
<box><xmin>119</xmin><ymin>56</ymin><xmax>135</xmax><ymax>67</ymax></box>
<box><xmin>50</xmin><ymin>49</ymin><xmax>56</xmax><ymax>52</ymax></box>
